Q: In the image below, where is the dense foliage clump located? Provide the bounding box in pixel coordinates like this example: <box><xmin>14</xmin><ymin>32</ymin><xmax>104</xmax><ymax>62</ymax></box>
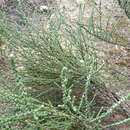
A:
<box><xmin>0</xmin><ymin>0</ymin><xmax>130</xmax><ymax>129</ymax></box>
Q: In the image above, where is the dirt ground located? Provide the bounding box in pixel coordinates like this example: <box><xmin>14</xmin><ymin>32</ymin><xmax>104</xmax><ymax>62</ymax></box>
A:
<box><xmin>0</xmin><ymin>0</ymin><xmax>130</xmax><ymax>129</ymax></box>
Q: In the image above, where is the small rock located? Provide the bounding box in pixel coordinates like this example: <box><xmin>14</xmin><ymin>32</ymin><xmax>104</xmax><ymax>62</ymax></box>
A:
<box><xmin>39</xmin><ymin>5</ymin><xmax>49</xmax><ymax>13</ymax></box>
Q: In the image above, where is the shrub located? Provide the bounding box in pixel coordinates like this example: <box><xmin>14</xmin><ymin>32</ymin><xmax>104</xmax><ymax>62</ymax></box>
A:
<box><xmin>0</xmin><ymin>1</ymin><xmax>130</xmax><ymax>129</ymax></box>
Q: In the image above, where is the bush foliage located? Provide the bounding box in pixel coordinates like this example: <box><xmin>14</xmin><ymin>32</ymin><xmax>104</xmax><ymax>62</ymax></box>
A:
<box><xmin>0</xmin><ymin>1</ymin><xmax>130</xmax><ymax>129</ymax></box>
